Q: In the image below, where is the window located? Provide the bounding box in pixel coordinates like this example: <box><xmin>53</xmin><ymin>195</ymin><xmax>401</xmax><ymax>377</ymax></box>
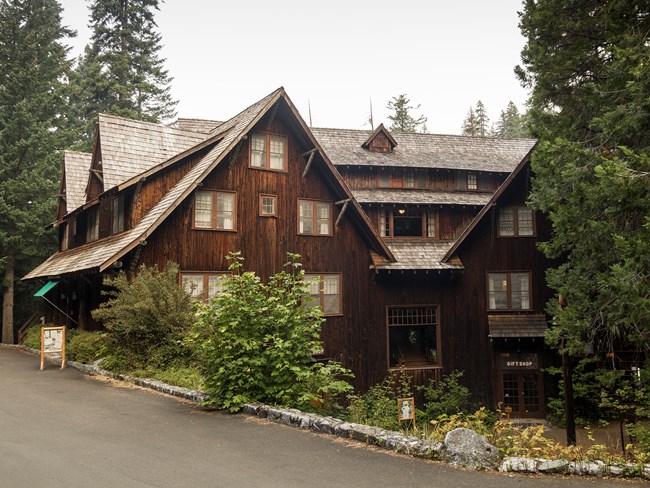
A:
<box><xmin>86</xmin><ymin>207</ymin><xmax>99</xmax><ymax>242</ymax></box>
<box><xmin>404</xmin><ymin>171</ymin><xmax>426</xmax><ymax>189</ymax></box>
<box><xmin>112</xmin><ymin>195</ymin><xmax>125</xmax><ymax>234</ymax></box>
<box><xmin>193</xmin><ymin>190</ymin><xmax>236</xmax><ymax>230</ymax></box>
<box><xmin>487</xmin><ymin>272</ymin><xmax>531</xmax><ymax>310</ymax></box>
<box><xmin>467</xmin><ymin>173</ymin><xmax>478</xmax><ymax>190</ymax></box>
<box><xmin>388</xmin><ymin>306</ymin><xmax>439</xmax><ymax>368</ymax></box>
<box><xmin>378</xmin><ymin>171</ymin><xmax>426</xmax><ymax>189</ymax></box>
<box><xmin>298</xmin><ymin>199</ymin><xmax>332</xmax><ymax>235</ymax></box>
<box><xmin>259</xmin><ymin>194</ymin><xmax>277</xmax><ymax>217</ymax></box>
<box><xmin>250</xmin><ymin>132</ymin><xmax>287</xmax><ymax>171</ymax></box>
<box><xmin>60</xmin><ymin>223</ymin><xmax>69</xmax><ymax>251</ymax></box>
<box><xmin>380</xmin><ymin>208</ymin><xmax>437</xmax><ymax>238</ymax></box>
<box><xmin>304</xmin><ymin>273</ymin><xmax>342</xmax><ymax>315</ymax></box>
<box><xmin>181</xmin><ymin>272</ymin><xmax>230</xmax><ymax>301</ymax></box>
<box><xmin>498</xmin><ymin>206</ymin><xmax>534</xmax><ymax>236</ymax></box>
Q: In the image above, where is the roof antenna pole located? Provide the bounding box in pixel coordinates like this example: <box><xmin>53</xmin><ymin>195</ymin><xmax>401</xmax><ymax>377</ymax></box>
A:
<box><xmin>308</xmin><ymin>99</ymin><xmax>313</xmax><ymax>128</ymax></box>
<box><xmin>369</xmin><ymin>97</ymin><xmax>374</xmax><ymax>130</ymax></box>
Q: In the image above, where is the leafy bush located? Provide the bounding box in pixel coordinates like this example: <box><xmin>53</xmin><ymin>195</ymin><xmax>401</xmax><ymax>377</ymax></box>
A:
<box><xmin>347</xmin><ymin>370</ymin><xmax>415</xmax><ymax>431</ymax></box>
<box><xmin>66</xmin><ymin>330</ymin><xmax>108</xmax><ymax>364</ymax></box>
<box><xmin>92</xmin><ymin>262</ymin><xmax>194</xmax><ymax>372</ymax></box>
<box><xmin>419</xmin><ymin>370</ymin><xmax>472</xmax><ymax>420</ymax></box>
<box><xmin>190</xmin><ymin>253</ymin><xmax>352</xmax><ymax>412</ymax></box>
<box><xmin>22</xmin><ymin>325</ymin><xmax>42</xmax><ymax>349</ymax></box>
<box><xmin>129</xmin><ymin>365</ymin><xmax>205</xmax><ymax>392</ymax></box>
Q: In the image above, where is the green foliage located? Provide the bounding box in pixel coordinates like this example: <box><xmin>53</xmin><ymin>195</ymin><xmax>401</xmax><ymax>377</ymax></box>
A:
<box><xmin>190</xmin><ymin>252</ymin><xmax>352</xmax><ymax>412</ymax></box>
<box><xmin>461</xmin><ymin>100</ymin><xmax>489</xmax><ymax>136</ymax></box>
<box><xmin>628</xmin><ymin>421</ymin><xmax>650</xmax><ymax>453</ymax></box>
<box><xmin>70</xmin><ymin>0</ymin><xmax>177</xmax><ymax>149</ymax></box>
<box><xmin>347</xmin><ymin>371</ymin><xmax>414</xmax><ymax>431</ymax></box>
<box><xmin>419</xmin><ymin>370</ymin><xmax>472</xmax><ymax>419</ymax></box>
<box><xmin>66</xmin><ymin>330</ymin><xmax>108</xmax><ymax>364</ymax></box>
<box><xmin>0</xmin><ymin>0</ymin><xmax>75</xmax><ymax>341</ymax></box>
<box><xmin>91</xmin><ymin>262</ymin><xmax>194</xmax><ymax>372</ymax></box>
<box><xmin>386</xmin><ymin>94</ymin><xmax>428</xmax><ymax>133</ymax></box>
<box><xmin>22</xmin><ymin>325</ymin><xmax>42</xmax><ymax>350</ymax></box>
<box><xmin>517</xmin><ymin>0</ymin><xmax>650</xmax><ymax>356</ymax></box>
<box><xmin>493</xmin><ymin>101</ymin><xmax>529</xmax><ymax>138</ymax></box>
<box><xmin>129</xmin><ymin>365</ymin><xmax>205</xmax><ymax>392</ymax></box>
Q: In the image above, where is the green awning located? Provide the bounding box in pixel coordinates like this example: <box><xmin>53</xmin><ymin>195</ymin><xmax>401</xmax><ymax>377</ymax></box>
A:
<box><xmin>34</xmin><ymin>280</ymin><xmax>59</xmax><ymax>297</ymax></box>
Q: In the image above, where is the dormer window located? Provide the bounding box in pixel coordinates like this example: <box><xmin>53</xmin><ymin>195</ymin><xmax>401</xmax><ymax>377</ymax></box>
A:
<box><xmin>250</xmin><ymin>132</ymin><xmax>287</xmax><ymax>171</ymax></box>
<box><xmin>86</xmin><ymin>207</ymin><xmax>99</xmax><ymax>242</ymax></box>
<box><xmin>362</xmin><ymin>124</ymin><xmax>397</xmax><ymax>153</ymax></box>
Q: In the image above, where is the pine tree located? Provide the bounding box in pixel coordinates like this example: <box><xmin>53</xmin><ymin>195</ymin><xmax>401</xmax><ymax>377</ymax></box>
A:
<box><xmin>386</xmin><ymin>94</ymin><xmax>428</xmax><ymax>133</ymax></box>
<box><xmin>461</xmin><ymin>101</ymin><xmax>490</xmax><ymax>136</ymax></box>
<box><xmin>493</xmin><ymin>101</ymin><xmax>529</xmax><ymax>138</ymax></box>
<box><xmin>72</xmin><ymin>0</ymin><xmax>177</xmax><ymax>149</ymax></box>
<box><xmin>0</xmin><ymin>0</ymin><xmax>74</xmax><ymax>343</ymax></box>
<box><xmin>518</xmin><ymin>0</ymin><xmax>650</xmax><ymax>355</ymax></box>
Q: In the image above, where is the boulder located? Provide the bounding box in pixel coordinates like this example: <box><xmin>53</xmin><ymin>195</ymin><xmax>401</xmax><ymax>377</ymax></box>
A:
<box><xmin>441</xmin><ymin>428</ymin><xmax>500</xmax><ymax>470</ymax></box>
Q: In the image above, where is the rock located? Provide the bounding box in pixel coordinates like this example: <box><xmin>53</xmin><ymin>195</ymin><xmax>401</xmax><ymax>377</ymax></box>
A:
<box><xmin>500</xmin><ymin>457</ymin><xmax>537</xmax><ymax>473</ymax></box>
<box><xmin>349</xmin><ymin>424</ymin><xmax>380</xmax><ymax>443</ymax></box>
<box><xmin>537</xmin><ymin>459</ymin><xmax>568</xmax><ymax>473</ymax></box>
<box><xmin>441</xmin><ymin>428</ymin><xmax>500</xmax><ymax>470</ymax></box>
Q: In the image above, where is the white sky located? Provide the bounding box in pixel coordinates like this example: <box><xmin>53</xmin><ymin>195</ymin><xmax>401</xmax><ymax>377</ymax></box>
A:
<box><xmin>58</xmin><ymin>0</ymin><xmax>530</xmax><ymax>135</ymax></box>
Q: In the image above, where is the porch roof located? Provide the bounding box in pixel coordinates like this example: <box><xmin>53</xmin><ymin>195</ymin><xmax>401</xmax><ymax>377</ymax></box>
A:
<box><xmin>488</xmin><ymin>314</ymin><xmax>548</xmax><ymax>338</ymax></box>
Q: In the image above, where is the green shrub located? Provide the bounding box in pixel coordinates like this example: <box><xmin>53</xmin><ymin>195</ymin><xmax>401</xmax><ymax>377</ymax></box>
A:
<box><xmin>22</xmin><ymin>325</ymin><xmax>42</xmax><ymax>349</ymax></box>
<box><xmin>129</xmin><ymin>365</ymin><xmax>205</xmax><ymax>392</ymax></box>
<box><xmin>347</xmin><ymin>370</ymin><xmax>415</xmax><ymax>431</ymax></box>
<box><xmin>189</xmin><ymin>252</ymin><xmax>352</xmax><ymax>412</ymax></box>
<box><xmin>92</xmin><ymin>262</ymin><xmax>194</xmax><ymax>372</ymax></box>
<box><xmin>66</xmin><ymin>330</ymin><xmax>108</xmax><ymax>364</ymax></box>
<box><xmin>419</xmin><ymin>370</ymin><xmax>472</xmax><ymax>420</ymax></box>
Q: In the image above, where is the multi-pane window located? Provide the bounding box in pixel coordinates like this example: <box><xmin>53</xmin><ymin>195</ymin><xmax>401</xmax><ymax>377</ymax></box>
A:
<box><xmin>467</xmin><ymin>173</ymin><xmax>478</xmax><ymax>190</ymax></box>
<box><xmin>498</xmin><ymin>206</ymin><xmax>535</xmax><ymax>236</ymax></box>
<box><xmin>380</xmin><ymin>208</ymin><xmax>437</xmax><ymax>238</ymax></box>
<box><xmin>304</xmin><ymin>273</ymin><xmax>342</xmax><ymax>315</ymax></box>
<box><xmin>86</xmin><ymin>207</ymin><xmax>99</xmax><ymax>242</ymax></box>
<box><xmin>60</xmin><ymin>223</ymin><xmax>69</xmax><ymax>251</ymax></box>
<box><xmin>112</xmin><ymin>195</ymin><xmax>125</xmax><ymax>234</ymax></box>
<box><xmin>487</xmin><ymin>272</ymin><xmax>531</xmax><ymax>310</ymax></box>
<box><xmin>194</xmin><ymin>190</ymin><xmax>236</xmax><ymax>230</ymax></box>
<box><xmin>298</xmin><ymin>199</ymin><xmax>331</xmax><ymax>235</ymax></box>
<box><xmin>378</xmin><ymin>171</ymin><xmax>426</xmax><ymax>189</ymax></box>
<box><xmin>388</xmin><ymin>306</ymin><xmax>439</xmax><ymax>368</ymax></box>
<box><xmin>181</xmin><ymin>272</ymin><xmax>229</xmax><ymax>301</ymax></box>
<box><xmin>259</xmin><ymin>194</ymin><xmax>277</xmax><ymax>217</ymax></box>
<box><xmin>250</xmin><ymin>132</ymin><xmax>287</xmax><ymax>171</ymax></box>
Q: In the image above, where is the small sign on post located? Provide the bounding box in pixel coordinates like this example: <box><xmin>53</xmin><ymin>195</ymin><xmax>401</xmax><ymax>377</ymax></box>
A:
<box><xmin>397</xmin><ymin>397</ymin><xmax>416</xmax><ymax>430</ymax></box>
<box><xmin>41</xmin><ymin>326</ymin><xmax>66</xmax><ymax>371</ymax></box>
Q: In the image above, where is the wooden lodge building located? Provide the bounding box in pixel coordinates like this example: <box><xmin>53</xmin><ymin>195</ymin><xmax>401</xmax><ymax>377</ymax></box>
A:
<box><xmin>24</xmin><ymin>88</ymin><xmax>554</xmax><ymax>418</ymax></box>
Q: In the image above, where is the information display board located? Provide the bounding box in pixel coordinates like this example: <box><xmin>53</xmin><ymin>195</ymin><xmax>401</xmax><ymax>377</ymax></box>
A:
<box><xmin>40</xmin><ymin>326</ymin><xmax>66</xmax><ymax>370</ymax></box>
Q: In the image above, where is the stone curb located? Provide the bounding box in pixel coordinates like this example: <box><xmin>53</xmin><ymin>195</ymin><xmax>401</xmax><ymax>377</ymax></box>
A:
<box><xmin>5</xmin><ymin>344</ymin><xmax>648</xmax><ymax>479</ymax></box>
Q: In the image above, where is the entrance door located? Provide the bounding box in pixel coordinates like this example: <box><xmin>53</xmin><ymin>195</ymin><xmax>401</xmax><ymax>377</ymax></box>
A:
<box><xmin>500</xmin><ymin>371</ymin><xmax>544</xmax><ymax>418</ymax></box>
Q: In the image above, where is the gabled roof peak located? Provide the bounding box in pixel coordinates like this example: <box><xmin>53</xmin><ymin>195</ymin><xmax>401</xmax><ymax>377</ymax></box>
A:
<box><xmin>361</xmin><ymin>123</ymin><xmax>397</xmax><ymax>152</ymax></box>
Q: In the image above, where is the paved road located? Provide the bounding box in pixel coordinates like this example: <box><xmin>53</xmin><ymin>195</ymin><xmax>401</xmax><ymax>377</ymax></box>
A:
<box><xmin>0</xmin><ymin>347</ymin><xmax>639</xmax><ymax>488</ymax></box>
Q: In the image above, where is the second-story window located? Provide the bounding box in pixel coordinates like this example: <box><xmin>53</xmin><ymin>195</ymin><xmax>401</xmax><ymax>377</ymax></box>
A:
<box><xmin>298</xmin><ymin>199</ymin><xmax>332</xmax><ymax>235</ymax></box>
<box><xmin>498</xmin><ymin>206</ymin><xmax>534</xmax><ymax>236</ymax></box>
<box><xmin>250</xmin><ymin>132</ymin><xmax>287</xmax><ymax>171</ymax></box>
<box><xmin>112</xmin><ymin>195</ymin><xmax>125</xmax><ymax>234</ymax></box>
<box><xmin>380</xmin><ymin>208</ymin><xmax>437</xmax><ymax>238</ymax></box>
<box><xmin>194</xmin><ymin>190</ymin><xmax>236</xmax><ymax>231</ymax></box>
<box><xmin>487</xmin><ymin>272</ymin><xmax>531</xmax><ymax>310</ymax></box>
<box><xmin>467</xmin><ymin>173</ymin><xmax>478</xmax><ymax>190</ymax></box>
<box><xmin>259</xmin><ymin>194</ymin><xmax>277</xmax><ymax>217</ymax></box>
<box><xmin>86</xmin><ymin>207</ymin><xmax>99</xmax><ymax>242</ymax></box>
<box><xmin>60</xmin><ymin>223</ymin><xmax>69</xmax><ymax>251</ymax></box>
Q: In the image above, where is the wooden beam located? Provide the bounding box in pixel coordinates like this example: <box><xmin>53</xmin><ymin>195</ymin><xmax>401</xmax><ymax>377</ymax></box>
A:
<box><xmin>301</xmin><ymin>148</ymin><xmax>318</xmax><ymax>157</ymax></box>
<box><xmin>335</xmin><ymin>198</ymin><xmax>352</xmax><ymax>205</ymax></box>
<box><xmin>265</xmin><ymin>103</ymin><xmax>279</xmax><ymax>130</ymax></box>
<box><xmin>335</xmin><ymin>199</ymin><xmax>350</xmax><ymax>228</ymax></box>
<box><xmin>302</xmin><ymin>151</ymin><xmax>316</xmax><ymax>178</ymax></box>
<box><xmin>90</xmin><ymin>168</ymin><xmax>103</xmax><ymax>183</ymax></box>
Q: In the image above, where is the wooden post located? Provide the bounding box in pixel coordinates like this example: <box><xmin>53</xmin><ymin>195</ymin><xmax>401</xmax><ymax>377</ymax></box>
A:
<box><xmin>40</xmin><ymin>326</ymin><xmax>66</xmax><ymax>371</ymax></box>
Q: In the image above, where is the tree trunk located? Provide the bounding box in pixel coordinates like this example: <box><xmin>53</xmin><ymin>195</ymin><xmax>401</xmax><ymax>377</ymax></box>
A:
<box><xmin>2</xmin><ymin>252</ymin><xmax>15</xmax><ymax>344</ymax></box>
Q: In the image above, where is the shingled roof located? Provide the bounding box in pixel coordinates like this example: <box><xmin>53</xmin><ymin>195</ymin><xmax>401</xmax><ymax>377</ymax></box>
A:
<box><xmin>376</xmin><ymin>241</ymin><xmax>463</xmax><ymax>271</ymax></box>
<box><xmin>62</xmin><ymin>151</ymin><xmax>91</xmax><ymax>213</ymax></box>
<box><xmin>174</xmin><ymin>118</ymin><xmax>222</xmax><ymax>134</ymax></box>
<box><xmin>352</xmin><ymin>188</ymin><xmax>492</xmax><ymax>206</ymax></box>
<box><xmin>97</xmin><ymin>114</ymin><xmax>208</xmax><ymax>190</ymax></box>
<box><xmin>312</xmin><ymin>127</ymin><xmax>536</xmax><ymax>173</ymax></box>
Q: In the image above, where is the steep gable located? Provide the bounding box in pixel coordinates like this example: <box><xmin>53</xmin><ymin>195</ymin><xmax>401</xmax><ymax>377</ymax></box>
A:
<box><xmin>57</xmin><ymin>151</ymin><xmax>91</xmax><ymax>218</ymax></box>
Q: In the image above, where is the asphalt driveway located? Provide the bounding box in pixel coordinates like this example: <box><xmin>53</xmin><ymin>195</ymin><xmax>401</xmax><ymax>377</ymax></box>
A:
<box><xmin>0</xmin><ymin>347</ymin><xmax>639</xmax><ymax>487</ymax></box>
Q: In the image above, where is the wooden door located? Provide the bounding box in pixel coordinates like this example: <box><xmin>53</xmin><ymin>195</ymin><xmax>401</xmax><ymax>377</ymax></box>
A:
<box><xmin>500</xmin><ymin>371</ymin><xmax>544</xmax><ymax>418</ymax></box>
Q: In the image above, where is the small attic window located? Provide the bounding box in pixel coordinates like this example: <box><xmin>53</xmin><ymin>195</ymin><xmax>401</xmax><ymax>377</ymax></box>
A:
<box><xmin>362</xmin><ymin>124</ymin><xmax>397</xmax><ymax>153</ymax></box>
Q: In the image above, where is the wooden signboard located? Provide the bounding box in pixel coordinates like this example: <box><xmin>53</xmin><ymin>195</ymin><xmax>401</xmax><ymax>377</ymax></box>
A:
<box><xmin>397</xmin><ymin>397</ymin><xmax>416</xmax><ymax>429</ymax></box>
<box><xmin>41</xmin><ymin>326</ymin><xmax>66</xmax><ymax>370</ymax></box>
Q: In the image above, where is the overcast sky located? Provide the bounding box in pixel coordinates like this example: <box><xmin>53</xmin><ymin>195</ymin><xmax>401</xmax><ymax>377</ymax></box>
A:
<box><xmin>58</xmin><ymin>0</ymin><xmax>530</xmax><ymax>135</ymax></box>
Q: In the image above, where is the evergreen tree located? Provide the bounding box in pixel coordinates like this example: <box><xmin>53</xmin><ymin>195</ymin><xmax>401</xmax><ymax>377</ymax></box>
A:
<box><xmin>72</xmin><ymin>0</ymin><xmax>177</xmax><ymax>149</ymax></box>
<box><xmin>386</xmin><ymin>94</ymin><xmax>428</xmax><ymax>133</ymax></box>
<box><xmin>493</xmin><ymin>101</ymin><xmax>529</xmax><ymax>138</ymax></box>
<box><xmin>0</xmin><ymin>0</ymin><xmax>73</xmax><ymax>343</ymax></box>
<box><xmin>517</xmin><ymin>0</ymin><xmax>650</xmax><ymax>355</ymax></box>
<box><xmin>461</xmin><ymin>100</ymin><xmax>490</xmax><ymax>136</ymax></box>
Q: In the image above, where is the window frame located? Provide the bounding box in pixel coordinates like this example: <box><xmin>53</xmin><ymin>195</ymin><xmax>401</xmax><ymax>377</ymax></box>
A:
<box><xmin>497</xmin><ymin>205</ymin><xmax>536</xmax><ymax>237</ymax></box>
<box><xmin>297</xmin><ymin>198</ymin><xmax>333</xmax><ymax>236</ymax></box>
<box><xmin>379</xmin><ymin>208</ymin><xmax>437</xmax><ymax>239</ymax></box>
<box><xmin>378</xmin><ymin>171</ymin><xmax>426</xmax><ymax>189</ymax></box>
<box><xmin>60</xmin><ymin>222</ymin><xmax>69</xmax><ymax>251</ymax></box>
<box><xmin>303</xmin><ymin>272</ymin><xmax>343</xmax><ymax>316</ymax></box>
<box><xmin>192</xmin><ymin>189</ymin><xmax>237</xmax><ymax>231</ymax></box>
<box><xmin>259</xmin><ymin>193</ymin><xmax>278</xmax><ymax>217</ymax></box>
<box><xmin>112</xmin><ymin>194</ymin><xmax>126</xmax><ymax>234</ymax></box>
<box><xmin>180</xmin><ymin>271</ymin><xmax>231</xmax><ymax>302</ymax></box>
<box><xmin>486</xmin><ymin>271</ymin><xmax>533</xmax><ymax>311</ymax></box>
<box><xmin>386</xmin><ymin>304</ymin><xmax>441</xmax><ymax>370</ymax></box>
<box><xmin>249</xmin><ymin>132</ymin><xmax>288</xmax><ymax>172</ymax></box>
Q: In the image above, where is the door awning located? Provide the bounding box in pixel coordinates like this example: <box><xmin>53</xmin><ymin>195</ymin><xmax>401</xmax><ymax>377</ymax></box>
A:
<box><xmin>34</xmin><ymin>280</ymin><xmax>59</xmax><ymax>297</ymax></box>
<box><xmin>488</xmin><ymin>314</ymin><xmax>548</xmax><ymax>338</ymax></box>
